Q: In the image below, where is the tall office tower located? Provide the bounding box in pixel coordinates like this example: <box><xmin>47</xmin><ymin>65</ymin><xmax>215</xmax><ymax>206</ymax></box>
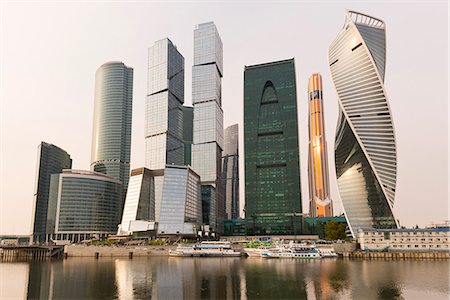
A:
<box><xmin>329</xmin><ymin>11</ymin><xmax>398</xmax><ymax>237</ymax></box>
<box><xmin>191</xmin><ymin>22</ymin><xmax>224</xmax><ymax>233</ymax></box>
<box><xmin>46</xmin><ymin>170</ymin><xmax>122</xmax><ymax>242</ymax></box>
<box><xmin>183</xmin><ymin>106</ymin><xmax>193</xmax><ymax>166</ymax></box>
<box><xmin>222</xmin><ymin>124</ymin><xmax>240</xmax><ymax>220</ymax></box>
<box><xmin>244</xmin><ymin>59</ymin><xmax>302</xmax><ymax>235</ymax></box>
<box><xmin>91</xmin><ymin>61</ymin><xmax>133</xmax><ymax>207</ymax></box>
<box><xmin>118</xmin><ymin>168</ymin><xmax>156</xmax><ymax>235</ymax></box>
<box><xmin>31</xmin><ymin>142</ymin><xmax>72</xmax><ymax>242</ymax></box>
<box><xmin>307</xmin><ymin>73</ymin><xmax>333</xmax><ymax>217</ymax></box>
<box><xmin>145</xmin><ymin>38</ymin><xmax>185</xmax><ymax>222</ymax></box>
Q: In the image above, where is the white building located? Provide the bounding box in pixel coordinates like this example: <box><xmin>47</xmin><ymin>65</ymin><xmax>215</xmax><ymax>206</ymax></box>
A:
<box><xmin>357</xmin><ymin>228</ymin><xmax>450</xmax><ymax>251</ymax></box>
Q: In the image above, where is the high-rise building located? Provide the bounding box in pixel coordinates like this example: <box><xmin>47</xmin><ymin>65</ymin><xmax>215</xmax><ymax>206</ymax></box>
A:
<box><xmin>31</xmin><ymin>142</ymin><xmax>72</xmax><ymax>242</ymax></box>
<box><xmin>157</xmin><ymin>165</ymin><xmax>202</xmax><ymax>235</ymax></box>
<box><xmin>191</xmin><ymin>22</ymin><xmax>224</xmax><ymax>233</ymax></box>
<box><xmin>307</xmin><ymin>73</ymin><xmax>333</xmax><ymax>217</ymax></box>
<box><xmin>329</xmin><ymin>11</ymin><xmax>398</xmax><ymax>237</ymax></box>
<box><xmin>145</xmin><ymin>38</ymin><xmax>185</xmax><ymax>222</ymax></box>
<box><xmin>46</xmin><ymin>170</ymin><xmax>122</xmax><ymax>242</ymax></box>
<box><xmin>91</xmin><ymin>61</ymin><xmax>133</xmax><ymax>207</ymax></box>
<box><xmin>182</xmin><ymin>106</ymin><xmax>193</xmax><ymax>166</ymax></box>
<box><xmin>222</xmin><ymin>124</ymin><xmax>240</xmax><ymax>220</ymax></box>
<box><xmin>118</xmin><ymin>168</ymin><xmax>156</xmax><ymax>235</ymax></box>
<box><xmin>244</xmin><ymin>59</ymin><xmax>302</xmax><ymax>235</ymax></box>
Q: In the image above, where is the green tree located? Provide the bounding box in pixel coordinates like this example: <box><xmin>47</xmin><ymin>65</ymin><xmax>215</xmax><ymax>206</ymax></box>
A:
<box><xmin>325</xmin><ymin>221</ymin><xmax>347</xmax><ymax>241</ymax></box>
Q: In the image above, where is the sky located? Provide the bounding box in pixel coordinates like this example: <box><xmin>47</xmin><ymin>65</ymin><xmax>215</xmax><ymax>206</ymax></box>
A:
<box><xmin>0</xmin><ymin>1</ymin><xmax>448</xmax><ymax>235</ymax></box>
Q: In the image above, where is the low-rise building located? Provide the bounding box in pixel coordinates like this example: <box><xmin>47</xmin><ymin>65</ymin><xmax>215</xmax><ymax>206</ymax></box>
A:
<box><xmin>357</xmin><ymin>228</ymin><xmax>450</xmax><ymax>251</ymax></box>
<box><xmin>46</xmin><ymin>169</ymin><xmax>122</xmax><ymax>242</ymax></box>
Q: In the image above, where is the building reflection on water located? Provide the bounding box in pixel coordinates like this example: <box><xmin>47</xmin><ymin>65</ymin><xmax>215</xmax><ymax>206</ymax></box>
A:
<box><xmin>16</xmin><ymin>257</ymin><xmax>449</xmax><ymax>299</ymax></box>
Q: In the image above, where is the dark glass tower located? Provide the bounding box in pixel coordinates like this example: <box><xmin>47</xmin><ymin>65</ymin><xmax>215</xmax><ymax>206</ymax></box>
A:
<box><xmin>222</xmin><ymin>124</ymin><xmax>240</xmax><ymax>220</ymax></box>
<box><xmin>31</xmin><ymin>142</ymin><xmax>72</xmax><ymax>242</ymax></box>
<box><xmin>182</xmin><ymin>106</ymin><xmax>193</xmax><ymax>166</ymax></box>
<box><xmin>244</xmin><ymin>59</ymin><xmax>302</xmax><ymax>235</ymax></box>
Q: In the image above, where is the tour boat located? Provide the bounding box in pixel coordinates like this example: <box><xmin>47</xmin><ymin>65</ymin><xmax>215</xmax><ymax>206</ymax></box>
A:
<box><xmin>316</xmin><ymin>247</ymin><xmax>338</xmax><ymax>258</ymax></box>
<box><xmin>243</xmin><ymin>246</ymin><xmax>282</xmax><ymax>257</ymax></box>
<box><xmin>261</xmin><ymin>246</ymin><xmax>321</xmax><ymax>259</ymax></box>
<box><xmin>169</xmin><ymin>241</ymin><xmax>242</xmax><ymax>257</ymax></box>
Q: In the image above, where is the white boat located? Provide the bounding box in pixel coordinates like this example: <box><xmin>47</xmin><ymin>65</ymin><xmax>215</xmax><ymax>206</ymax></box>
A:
<box><xmin>169</xmin><ymin>241</ymin><xmax>242</xmax><ymax>257</ymax></box>
<box><xmin>316</xmin><ymin>247</ymin><xmax>338</xmax><ymax>258</ymax></box>
<box><xmin>244</xmin><ymin>246</ymin><xmax>281</xmax><ymax>257</ymax></box>
<box><xmin>261</xmin><ymin>246</ymin><xmax>321</xmax><ymax>259</ymax></box>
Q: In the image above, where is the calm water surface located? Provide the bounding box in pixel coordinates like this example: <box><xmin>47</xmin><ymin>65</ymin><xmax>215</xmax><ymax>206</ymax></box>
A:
<box><xmin>0</xmin><ymin>257</ymin><xmax>449</xmax><ymax>299</ymax></box>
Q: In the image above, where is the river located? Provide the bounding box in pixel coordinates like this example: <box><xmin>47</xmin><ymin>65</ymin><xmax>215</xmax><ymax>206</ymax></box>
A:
<box><xmin>0</xmin><ymin>257</ymin><xmax>448</xmax><ymax>299</ymax></box>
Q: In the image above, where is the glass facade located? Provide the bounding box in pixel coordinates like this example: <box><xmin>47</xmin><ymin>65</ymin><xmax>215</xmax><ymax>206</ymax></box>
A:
<box><xmin>118</xmin><ymin>168</ymin><xmax>155</xmax><ymax>234</ymax></box>
<box><xmin>158</xmin><ymin>166</ymin><xmax>202</xmax><ymax>235</ymax></box>
<box><xmin>145</xmin><ymin>39</ymin><xmax>185</xmax><ymax>222</ymax></box>
<box><xmin>329</xmin><ymin>11</ymin><xmax>398</xmax><ymax>236</ymax></box>
<box><xmin>182</xmin><ymin>106</ymin><xmax>193</xmax><ymax>166</ymax></box>
<box><xmin>222</xmin><ymin>124</ymin><xmax>240</xmax><ymax>220</ymax></box>
<box><xmin>31</xmin><ymin>142</ymin><xmax>72</xmax><ymax>242</ymax></box>
<box><xmin>145</xmin><ymin>38</ymin><xmax>184</xmax><ymax>170</ymax></box>
<box><xmin>201</xmin><ymin>185</ymin><xmax>216</xmax><ymax>228</ymax></box>
<box><xmin>46</xmin><ymin>170</ymin><xmax>122</xmax><ymax>238</ymax></box>
<box><xmin>244</xmin><ymin>59</ymin><xmax>302</xmax><ymax>235</ymax></box>
<box><xmin>307</xmin><ymin>74</ymin><xmax>333</xmax><ymax>217</ymax></box>
<box><xmin>91</xmin><ymin>61</ymin><xmax>133</xmax><ymax>207</ymax></box>
<box><xmin>191</xmin><ymin>22</ymin><xmax>224</xmax><ymax>233</ymax></box>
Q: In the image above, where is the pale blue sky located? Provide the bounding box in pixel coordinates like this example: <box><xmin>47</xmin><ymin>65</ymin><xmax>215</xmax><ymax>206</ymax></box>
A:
<box><xmin>1</xmin><ymin>1</ymin><xmax>448</xmax><ymax>234</ymax></box>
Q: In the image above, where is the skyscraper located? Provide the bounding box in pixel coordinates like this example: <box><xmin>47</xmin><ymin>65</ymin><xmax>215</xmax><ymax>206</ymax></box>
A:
<box><xmin>329</xmin><ymin>11</ymin><xmax>398</xmax><ymax>237</ymax></box>
<box><xmin>222</xmin><ymin>124</ymin><xmax>239</xmax><ymax>220</ymax></box>
<box><xmin>31</xmin><ymin>142</ymin><xmax>72</xmax><ymax>242</ymax></box>
<box><xmin>191</xmin><ymin>22</ymin><xmax>224</xmax><ymax>233</ymax></box>
<box><xmin>307</xmin><ymin>73</ymin><xmax>333</xmax><ymax>217</ymax></box>
<box><xmin>244</xmin><ymin>59</ymin><xmax>302</xmax><ymax>235</ymax></box>
<box><xmin>145</xmin><ymin>38</ymin><xmax>185</xmax><ymax>222</ymax></box>
<box><xmin>91</xmin><ymin>61</ymin><xmax>133</xmax><ymax>206</ymax></box>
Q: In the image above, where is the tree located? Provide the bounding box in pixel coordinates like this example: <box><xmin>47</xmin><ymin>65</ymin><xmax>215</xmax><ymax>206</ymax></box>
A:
<box><xmin>325</xmin><ymin>221</ymin><xmax>347</xmax><ymax>241</ymax></box>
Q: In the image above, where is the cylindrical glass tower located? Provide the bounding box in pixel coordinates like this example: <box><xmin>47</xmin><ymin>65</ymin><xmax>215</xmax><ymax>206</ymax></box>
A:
<box><xmin>91</xmin><ymin>61</ymin><xmax>133</xmax><ymax>205</ymax></box>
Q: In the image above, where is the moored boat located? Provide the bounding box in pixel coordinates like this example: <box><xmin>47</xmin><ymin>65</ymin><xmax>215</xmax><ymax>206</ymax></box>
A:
<box><xmin>169</xmin><ymin>241</ymin><xmax>242</xmax><ymax>257</ymax></box>
<box><xmin>261</xmin><ymin>246</ymin><xmax>321</xmax><ymax>259</ymax></box>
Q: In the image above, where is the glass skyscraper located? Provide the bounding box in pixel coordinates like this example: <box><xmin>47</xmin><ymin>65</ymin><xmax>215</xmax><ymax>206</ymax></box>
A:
<box><xmin>145</xmin><ymin>38</ymin><xmax>185</xmax><ymax>222</ymax></box>
<box><xmin>222</xmin><ymin>124</ymin><xmax>240</xmax><ymax>220</ymax></box>
<box><xmin>308</xmin><ymin>73</ymin><xmax>333</xmax><ymax>217</ymax></box>
<box><xmin>191</xmin><ymin>22</ymin><xmax>224</xmax><ymax>233</ymax></box>
<box><xmin>31</xmin><ymin>142</ymin><xmax>72</xmax><ymax>242</ymax></box>
<box><xmin>91</xmin><ymin>61</ymin><xmax>133</xmax><ymax>206</ymax></box>
<box><xmin>244</xmin><ymin>59</ymin><xmax>302</xmax><ymax>235</ymax></box>
<box><xmin>46</xmin><ymin>170</ymin><xmax>122</xmax><ymax>242</ymax></box>
<box><xmin>329</xmin><ymin>11</ymin><xmax>398</xmax><ymax>237</ymax></box>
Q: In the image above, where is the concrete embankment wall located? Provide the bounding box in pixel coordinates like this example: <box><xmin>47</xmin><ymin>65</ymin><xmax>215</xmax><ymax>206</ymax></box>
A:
<box><xmin>64</xmin><ymin>245</ymin><xmax>171</xmax><ymax>257</ymax></box>
<box><xmin>342</xmin><ymin>251</ymin><xmax>450</xmax><ymax>259</ymax></box>
<box><xmin>333</xmin><ymin>243</ymin><xmax>357</xmax><ymax>254</ymax></box>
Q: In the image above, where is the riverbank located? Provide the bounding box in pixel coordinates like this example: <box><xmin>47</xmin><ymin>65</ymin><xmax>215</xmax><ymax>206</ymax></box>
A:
<box><xmin>64</xmin><ymin>244</ymin><xmax>171</xmax><ymax>257</ymax></box>
<box><xmin>63</xmin><ymin>244</ymin><xmax>450</xmax><ymax>259</ymax></box>
<box><xmin>342</xmin><ymin>251</ymin><xmax>450</xmax><ymax>259</ymax></box>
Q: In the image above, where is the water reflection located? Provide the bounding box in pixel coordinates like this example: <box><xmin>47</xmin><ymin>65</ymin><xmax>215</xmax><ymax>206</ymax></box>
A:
<box><xmin>1</xmin><ymin>258</ymin><xmax>446</xmax><ymax>299</ymax></box>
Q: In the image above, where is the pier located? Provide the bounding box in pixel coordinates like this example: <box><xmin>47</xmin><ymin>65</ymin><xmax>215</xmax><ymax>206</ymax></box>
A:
<box><xmin>0</xmin><ymin>245</ymin><xmax>64</xmax><ymax>261</ymax></box>
<box><xmin>341</xmin><ymin>251</ymin><xmax>450</xmax><ymax>259</ymax></box>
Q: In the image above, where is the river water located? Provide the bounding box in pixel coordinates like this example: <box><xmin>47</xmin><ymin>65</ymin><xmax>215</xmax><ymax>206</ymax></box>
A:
<box><xmin>0</xmin><ymin>257</ymin><xmax>448</xmax><ymax>299</ymax></box>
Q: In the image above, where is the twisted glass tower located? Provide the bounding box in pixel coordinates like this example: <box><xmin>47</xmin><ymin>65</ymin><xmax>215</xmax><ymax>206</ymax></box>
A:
<box><xmin>91</xmin><ymin>62</ymin><xmax>133</xmax><ymax>204</ymax></box>
<box><xmin>329</xmin><ymin>11</ymin><xmax>398</xmax><ymax>236</ymax></box>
